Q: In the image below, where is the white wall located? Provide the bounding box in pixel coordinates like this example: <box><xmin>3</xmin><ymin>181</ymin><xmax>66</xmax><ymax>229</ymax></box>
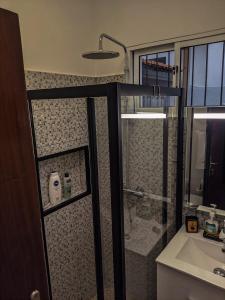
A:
<box><xmin>92</xmin><ymin>0</ymin><xmax>225</xmax><ymax>76</ymax></box>
<box><xmin>0</xmin><ymin>0</ymin><xmax>96</xmax><ymax>76</ymax></box>
<box><xmin>1</xmin><ymin>0</ymin><xmax>225</xmax><ymax>76</ymax></box>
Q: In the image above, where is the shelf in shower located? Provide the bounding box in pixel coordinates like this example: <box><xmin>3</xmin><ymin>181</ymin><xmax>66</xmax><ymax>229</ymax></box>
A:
<box><xmin>36</xmin><ymin>144</ymin><xmax>91</xmax><ymax>217</ymax></box>
<box><xmin>37</xmin><ymin>145</ymin><xmax>89</xmax><ymax>161</ymax></box>
<box><xmin>43</xmin><ymin>190</ymin><xmax>91</xmax><ymax>216</ymax></box>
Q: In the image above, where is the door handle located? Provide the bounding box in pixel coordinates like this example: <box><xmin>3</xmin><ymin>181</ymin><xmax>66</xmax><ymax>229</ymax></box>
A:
<box><xmin>209</xmin><ymin>162</ymin><xmax>218</xmax><ymax>176</ymax></box>
<box><xmin>30</xmin><ymin>290</ymin><xmax>40</xmax><ymax>300</ymax></box>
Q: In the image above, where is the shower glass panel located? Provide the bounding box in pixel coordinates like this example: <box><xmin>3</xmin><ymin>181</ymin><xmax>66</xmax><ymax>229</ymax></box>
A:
<box><xmin>206</xmin><ymin>42</ymin><xmax>224</xmax><ymax>106</ymax></box>
<box><xmin>187</xmin><ymin>47</ymin><xmax>193</xmax><ymax>106</ymax></box>
<box><xmin>121</xmin><ymin>97</ymin><xmax>178</xmax><ymax>300</ymax></box>
<box><xmin>192</xmin><ymin>45</ymin><xmax>207</xmax><ymax>106</ymax></box>
<box><xmin>223</xmin><ymin>47</ymin><xmax>225</xmax><ymax>104</ymax></box>
<box><xmin>93</xmin><ymin>97</ymin><xmax>115</xmax><ymax>300</ymax></box>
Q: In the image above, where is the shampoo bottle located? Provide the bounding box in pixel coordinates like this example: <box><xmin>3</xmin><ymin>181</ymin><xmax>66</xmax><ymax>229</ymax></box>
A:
<box><xmin>49</xmin><ymin>172</ymin><xmax>62</xmax><ymax>204</ymax></box>
<box><xmin>205</xmin><ymin>204</ymin><xmax>219</xmax><ymax>235</ymax></box>
<box><xmin>63</xmin><ymin>172</ymin><xmax>72</xmax><ymax>199</ymax></box>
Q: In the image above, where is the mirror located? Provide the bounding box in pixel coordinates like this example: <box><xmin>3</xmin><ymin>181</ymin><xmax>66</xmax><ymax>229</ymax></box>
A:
<box><xmin>184</xmin><ymin>107</ymin><xmax>225</xmax><ymax>210</ymax></box>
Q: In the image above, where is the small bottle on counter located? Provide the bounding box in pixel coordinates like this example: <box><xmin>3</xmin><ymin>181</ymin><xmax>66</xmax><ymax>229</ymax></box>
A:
<box><xmin>63</xmin><ymin>172</ymin><xmax>72</xmax><ymax>199</ymax></box>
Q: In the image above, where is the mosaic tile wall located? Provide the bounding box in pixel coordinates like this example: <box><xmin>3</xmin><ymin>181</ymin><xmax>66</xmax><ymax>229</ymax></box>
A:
<box><xmin>26</xmin><ymin>71</ymin><xmax>125</xmax><ymax>300</ymax></box>
<box><xmin>31</xmin><ymin>98</ymin><xmax>88</xmax><ymax>157</ymax></box>
<box><xmin>26</xmin><ymin>71</ymin><xmax>97</xmax><ymax>300</ymax></box>
<box><xmin>123</xmin><ymin>116</ymin><xmax>177</xmax><ymax>226</ymax></box>
<box><xmin>125</xmin><ymin>118</ymin><xmax>164</xmax><ymax>220</ymax></box>
<box><xmin>44</xmin><ymin>196</ymin><xmax>96</xmax><ymax>300</ymax></box>
<box><xmin>26</xmin><ymin>70</ymin><xmax>178</xmax><ymax>300</ymax></box>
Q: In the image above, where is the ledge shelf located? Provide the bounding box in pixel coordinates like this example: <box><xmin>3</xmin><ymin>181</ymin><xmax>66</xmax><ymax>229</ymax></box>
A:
<box><xmin>38</xmin><ymin>145</ymin><xmax>91</xmax><ymax>216</ymax></box>
<box><xmin>43</xmin><ymin>190</ymin><xmax>91</xmax><ymax>216</ymax></box>
<box><xmin>37</xmin><ymin>145</ymin><xmax>89</xmax><ymax>162</ymax></box>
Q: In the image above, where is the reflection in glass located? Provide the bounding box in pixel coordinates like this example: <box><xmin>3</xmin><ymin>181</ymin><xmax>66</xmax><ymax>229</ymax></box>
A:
<box><xmin>192</xmin><ymin>45</ymin><xmax>207</xmax><ymax>106</ymax></box>
<box><xmin>222</xmin><ymin>44</ymin><xmax>225</xmax><ymax>105</ymax></box>
<box><xmin>184</xmin><ymin>107</ymin><xmax>225</xmax><ymax>210</ymax></box>
<box><xmin>187</xmin><ymin>47</ymin><xmax>193</xmax><ymax>106</ymax></box>
<box><xmin>206</xmin><ymin>42</ymin><xmax>224</xmax><ymax>106</ymax></box>
<box><xmin>122</xmin><ymin>97</ymin><xmax>178</xmax><ymax>299</ymax></box>
<box><xmin>146</xmin><ymin>54</ymin><xmax>157</xmax><ymax>86</ymax></box>
<box><xmin>140</xmin><ymin>55</ymin><xmax>147</xmax><ymax>85</ymax></box>
<box><xmin>139</xmin><ymin>51</ymin><xmax>175</xmax><ymax>108</ymax></box>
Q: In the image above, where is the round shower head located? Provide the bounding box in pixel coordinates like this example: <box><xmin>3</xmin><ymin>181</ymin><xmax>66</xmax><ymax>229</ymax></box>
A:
<box><xmin>82</xmin><ymin>49</ymin><xmax>120</xmax><ymax>59</ymax></box>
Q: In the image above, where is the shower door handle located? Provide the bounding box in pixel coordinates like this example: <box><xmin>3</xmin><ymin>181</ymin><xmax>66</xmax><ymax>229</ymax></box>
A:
<box><xmin>30</xmin><ymin>290</ymin><xmax>40</xmax><ymax>300</ymax></box>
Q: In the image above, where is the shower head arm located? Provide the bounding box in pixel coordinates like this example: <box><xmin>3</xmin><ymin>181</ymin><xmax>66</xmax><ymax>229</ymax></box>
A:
<box><xmin>98</xmin><ymin>33</ymin><xmax>127</xmax><ymax>54</ymax></box>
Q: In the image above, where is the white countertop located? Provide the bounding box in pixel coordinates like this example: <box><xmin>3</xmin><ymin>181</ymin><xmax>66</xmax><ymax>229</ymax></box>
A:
<box><xmin>156</xmin><ymin>225</ymin><xmax>225</xmax><ymax>290</ymax></box>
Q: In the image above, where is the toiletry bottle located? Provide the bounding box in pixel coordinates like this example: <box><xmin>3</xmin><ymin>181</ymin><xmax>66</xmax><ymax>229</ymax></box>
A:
<box><xmin>49</xmin><ymin>172</ymin><xmax>62</xmax><ymax>204</ymax></box>
<box><xmin>219</xmin><ymin>220</ymin><xmax>225</xmax><ymax>240</ymax></box>
<box><xmin>205</xmin><ymin>204</ymin><xmax>219</xmax><ymax>235</ymax></box>
<box><xmin>63</xmin><ymin>172</ymin><xmax>72</xmax><ymax>199</ymax></box>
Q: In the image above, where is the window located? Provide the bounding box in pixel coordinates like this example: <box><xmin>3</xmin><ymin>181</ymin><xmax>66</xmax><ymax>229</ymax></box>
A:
<box><xmin>140</xmin><ymin>50</ymin><xmax>175</xmax><ymax>87</ymax></box>
<box><xmin>134</xmin><ymin>48</ymin><xmax>176</xmax><ymax>107</ymax></box>
<box><xmin>133</xmin><ymin>33</ymin><xmax>225</xmax><ymax>108</ymax></box>
<box><xmin>182</xmin><ymin>41</ymin><xmax>225</xmax><ymax>107</ymax></box>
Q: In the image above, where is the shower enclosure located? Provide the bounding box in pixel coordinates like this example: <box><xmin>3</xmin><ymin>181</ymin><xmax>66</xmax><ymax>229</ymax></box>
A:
<box><xmin>28</xmin><ymin>82</ymin><xmax>182</xmax><ymax>300</ymax></box>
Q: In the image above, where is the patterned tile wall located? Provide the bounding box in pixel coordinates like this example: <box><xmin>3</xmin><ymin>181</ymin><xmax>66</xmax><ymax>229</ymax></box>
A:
<box><xmin>123</xmin><ymin>116</ymin><xmax>178</xmax><ymax>225</ymax></box>
<box><xmin>26</xmin><ymin>70</ymin><xmax>178</xmax><ymax>300</ymax></box>
<box><xmin>25</xmin><ymin>71</ymin><xmax>96</xmax><ymax>300</ymax></box>
<box><xmin>32</xmin><ymin>98</ymin><xmax>88</xmax><ymax>157</ymax></box>
<box><xmin>44</xmin><ymin>196</ymin><xmax>96</xmax><ymax>300</ymax></box>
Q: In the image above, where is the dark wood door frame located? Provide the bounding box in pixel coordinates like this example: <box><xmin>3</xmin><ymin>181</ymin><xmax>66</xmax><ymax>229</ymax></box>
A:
<box><xmin>0</xmin><ymin>8</ymin><xmax>49</xmax><ymax>299</ymax></box>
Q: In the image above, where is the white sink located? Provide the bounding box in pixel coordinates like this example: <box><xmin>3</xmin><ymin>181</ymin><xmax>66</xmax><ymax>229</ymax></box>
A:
<box><xmin>156</xmin><ymin>226</ymin><xmax>225</xmax><ymax>300</ymax></box>
<box><xmin>177</xmin><ymin>236</ymin><xmax>225</xmax><ymax>272</ymax></box>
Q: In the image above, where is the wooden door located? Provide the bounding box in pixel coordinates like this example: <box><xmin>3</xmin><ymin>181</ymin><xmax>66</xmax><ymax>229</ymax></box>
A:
<box><xmin>0</xmin><ymin>8</ymin><xmax>49</xmax><ymax>299</ymax></box>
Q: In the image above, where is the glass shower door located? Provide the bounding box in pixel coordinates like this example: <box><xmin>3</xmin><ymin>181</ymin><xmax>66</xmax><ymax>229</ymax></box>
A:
<box><xmin>121</xmin><ymin>97</ymin><xmax>178</xmax><ymax>300</ymax></box>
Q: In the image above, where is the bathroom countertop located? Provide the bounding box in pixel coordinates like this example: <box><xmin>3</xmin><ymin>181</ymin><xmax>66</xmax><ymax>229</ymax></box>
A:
<box><xmin>156</xmin><ymin>226</ymin><xmax>225</xmax><ymax>290</ymax></box>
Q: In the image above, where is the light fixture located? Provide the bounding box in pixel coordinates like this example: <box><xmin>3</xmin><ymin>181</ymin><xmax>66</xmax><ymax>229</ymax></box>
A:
<box><xmin>194</xmin><ymin>113</ymin><xmax>225</xmax><ymax>119</ymax></box>
<box><xmin>121</xmin><ymin>113</ymin><xmax>166</xmax><ymax>119</ymax></box>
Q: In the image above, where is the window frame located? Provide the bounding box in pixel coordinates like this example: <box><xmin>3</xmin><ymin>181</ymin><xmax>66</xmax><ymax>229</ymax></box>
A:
<box><xmin>132</xmin><ymin>32</ymin><xmax>225</xmax><ymax>89</ymax></box>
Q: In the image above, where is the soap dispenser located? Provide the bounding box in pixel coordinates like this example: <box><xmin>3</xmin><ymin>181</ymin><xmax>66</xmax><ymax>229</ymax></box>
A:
<box><xmin>205</xmin><ymin>204</ymin><xmax>219</xmax><ymax>235</ymax></box>
<box><xmin>219</xmin><ymin>220</ymin><xmax>225</xmax><ymax>240</ymax></box>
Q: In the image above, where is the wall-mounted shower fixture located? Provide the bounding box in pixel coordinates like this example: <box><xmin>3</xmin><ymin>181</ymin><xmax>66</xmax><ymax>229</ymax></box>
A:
<box><xmin>82</xmin><ymin>33</ymin><xmax>129</xmax><ymax>79</ymax></box>
<box><xmin>123</xmin><ymin>188</ymin><xmax>144</xmax><ymax>198</ymax></box>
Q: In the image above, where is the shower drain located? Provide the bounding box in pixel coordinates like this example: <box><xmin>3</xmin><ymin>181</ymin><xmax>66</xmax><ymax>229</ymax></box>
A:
<box><xmin>213</xmin><ymin>267</ymin><xmax>225</xmax><ymax>277</ymax></box>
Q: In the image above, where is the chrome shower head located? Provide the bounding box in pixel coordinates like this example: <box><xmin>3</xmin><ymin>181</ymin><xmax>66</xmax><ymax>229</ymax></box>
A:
<box><xmin>82</xmin><ymin>49</ymin><xmax>120</xmax><ymax>60</ymax></box>
<box><xmin>82</xmin><ymin>33</ymin><xmax>127</xmax><ymax>60</ymax></box>
<box><xmin>82</xmin><ymin>33</ymin><xmax>129</xmax><ymax>81</ymax></box>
